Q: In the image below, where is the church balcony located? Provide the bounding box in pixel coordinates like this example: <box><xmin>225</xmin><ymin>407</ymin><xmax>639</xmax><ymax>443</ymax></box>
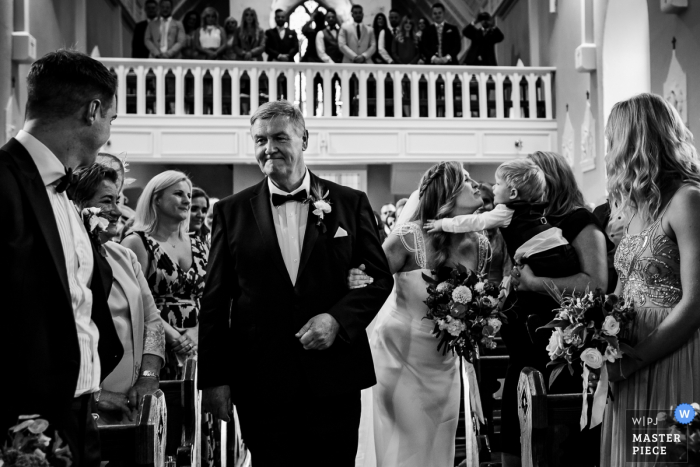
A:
<box><xmin>99</xmin><ymin>58</ymin><xmax>557</xmax><ymax>165</ymax></box>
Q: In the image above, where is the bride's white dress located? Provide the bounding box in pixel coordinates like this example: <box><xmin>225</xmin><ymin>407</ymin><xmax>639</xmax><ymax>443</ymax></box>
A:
<box><xmin>356</xmin><ymin>223</ymin><xmax>489</xmax><ymax>467</ymax></box>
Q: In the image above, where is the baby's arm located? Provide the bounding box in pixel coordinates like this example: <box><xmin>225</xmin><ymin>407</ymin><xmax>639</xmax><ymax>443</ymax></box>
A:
<box><xmin>425</xmin><ymin>206</ymin><xmax>514</xmax><ymax>233</ymax></box>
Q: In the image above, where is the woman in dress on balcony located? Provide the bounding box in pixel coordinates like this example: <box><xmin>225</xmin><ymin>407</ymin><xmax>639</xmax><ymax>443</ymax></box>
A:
<box><xmin>391</xmin><ymin>16</ymin><xmax>420</xmax><ymax>65</ymax></box>
<box><xmin>372</xmin><ymin>13</ymin><xmax>393</xmax><ymax>64</ymax></box>
<box><xmin>195</xmin><ymin>7</ymin><xmax>228</xmax><ymax>60</ymax></box>
<box><xmin>220</xmin><ymin>17</ymin><xmax>239</xmax><ymax>61</ymax></box>
<box><xmin>234</xmin><ymin>7</ymin><xmax>265</xmax><ymax>61</ymax></box>
<box><xmin>182</xmin><ymin>10</ymin><xmax>201</xmax><ymax>59</ymax></box>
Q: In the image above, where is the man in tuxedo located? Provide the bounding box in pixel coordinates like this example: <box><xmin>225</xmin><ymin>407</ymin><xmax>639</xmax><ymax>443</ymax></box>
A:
<box><xmin>199</xmin><ymin>100</ymin><xmax>393</xmax><ymax>467</ymax></box>
<box><xmin>316</xmin><ymin>8</ymin><xmax>343</xmax><ymax>64</ymax></box>
<box><xmin>265</xmin><ymin>9</ymin><xmax>299</xmax><ymax>62</ymax></box>
<box><xmin>144</xmin><ymin>0</ymin><xmax>186</xmax><ymax>58</ymax></box>
<box><xmin>463</xmin><ymin>12</ymin><xmax>504</xmax><ymax>66</ymax></box>
<box><xmin>421</xmin><ymin>2</ymin><xmax>461</xmax><ymax>65</ymax></box>
<box><xmin>131</xmin><ymin>0</ymin><xmax>158</xmax><ymax>58</ymax></box>
<box><xmin>338</xmin><ymin>4</ymin><xmax>376</xmax><ymax>63</ymax></box>
<box><xmin>0</xmin><ymin>50</ymin><xmax>123</xmax><ymax>467</ymax></box>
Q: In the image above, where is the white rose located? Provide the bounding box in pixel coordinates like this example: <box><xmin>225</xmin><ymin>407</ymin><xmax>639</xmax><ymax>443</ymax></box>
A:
<box><xmin>580</xmin><ymin>348</ymin><xmax>605</xmax><ymax>369</ymax></box>
<box><xmin>604</xmin><ymin>345</ymin><xmax>619</xmax><ymax>363</ymax></box>
<box><xmin>446</xmin><ymin>316</ymin><xmax>465</xmax><ymax>337</ymax></box>
<box><xmin>474</xmin><ymin>282</ymin><xmax>485</xmax><ymax>293</ymax></box>
<box><xmin>546</xmin><ymin>329</ymin><xmax>564</xmax><ymax>359</ymax></box>
<box><xmin>312</xmin><ymin>200</ymin><xmax>332</xmax><ymax>219</ymax></box>
<box><xmin>487</xmin><ymin>317</ymin><xmax>502</xmax><ymax>334</ymax></box>
<box><xmin>602</xmin><ymin>316</ymin><xmax>620</xmax><ymax>336</ymax></box>
<box><xmin>452</xmin><ymin>286</ymin><xmax>472</xmax><ymax>304</ymax></box>
<box><xmin>436</xmin><ymin>282</ymin><xmax>453</xmax><ymax>293</ymax></box>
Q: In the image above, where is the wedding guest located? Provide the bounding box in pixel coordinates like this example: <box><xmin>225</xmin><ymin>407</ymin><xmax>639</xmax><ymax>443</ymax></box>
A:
<box><xmin>181</xmin><ymin>11</ymin><xmax>201</xmax><ymax>59</ymax></box>
<box><xmin>463</xmin><ymin>12</ymin><xmax>504</xmax><ymax>66</ymax></box>
<box><xmin>317</xmin><ymin>8</ymin><xmax>343</xmax><ymax>64</ymax></box>
<box><xmin>371</xmin><ymin>13</ymin><xmax>393</xmax><ymax>64</ymax></box>
<box><xmin>388</xmin><ymin>9</ymin><xmax>401</xmax><ymax>39</ymax></box>
<box><xmin>265</xmin><ymin>9</ymin><xmax>299</xmax><ymax>62</ymax></box>
<box><xmin>415</xmin><ymin>17</ymin><xmax>428</xmax><ymax>45</ymax></box>
<box><xmin>190</xmin><ymin>187</ymin><xmax>210</xmax><ymax>242</ymax></box>
<box><xmin>220</xmin><ymin>17</ymin><xmax>239</xmax><ymax>60</ymax></box>
<box><xmin>0</xmin><ymin>49</ymin><xmax>121</xmax><ymax>467</ymax></box>
<box><xmin>205</xmin><ymin>197</ymin><xmax>219</xmax><ymax>232</ymax></box>
<box><xmin>195</xmin><ymin>7</ymin><xmax>228</xmax><ymax>60</ymax></box>
<box><xmin>122</xmin><ymin>171</ymin><xmax>207</xmax><ymax>380</ymax></box>
<box><xmin>301</xmin><ymin>11</ymin><xmax>325</xmax><ymax>63</ymax></box>
<box><xmin>68</xmin><ymin>161</ymin><xmax>165</xmax><ymax>425</ymax></box>
<box><xmin>339</xmin><ymin>4</ymin><xmax>376</xmax><ymax>64</ymax></box>
<box><xmin>132</xmin><ymin>0</ymin><xmax>159</xmax><ymax>58</ymax></box>
<box><xmin>421</xmin><ymin>3</ymin><xmax>461</xmax><ymax>65</ymax></box>
<box><xmin>391</xmin><ymin>16</ymin><xmax>420</xmax><ymax>65</ymax></box>
<box><xmin>144</xmin><ymin>0</ymin><xmax>186</xmax><ymax>59</ymax></box>
<box><xmin>234</xmin><ymin>8</ymin><xmax>265</xmax><ymax>61</ymax></box>
<box><xmin>374</xmin><ymin>210</ymin><xmax>388</xmax><ymax>245</ymax></box>
<box><xmin>595</xmin><ymin>94</ymin><xmax>700</xmax><ymax>466</ymax></box>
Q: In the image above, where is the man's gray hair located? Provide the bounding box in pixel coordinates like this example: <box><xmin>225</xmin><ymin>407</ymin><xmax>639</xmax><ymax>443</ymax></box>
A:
<box><xmin>250</xmin><ymin>100</ymin><xmax>306</xmax><ymax>135</ymax></box>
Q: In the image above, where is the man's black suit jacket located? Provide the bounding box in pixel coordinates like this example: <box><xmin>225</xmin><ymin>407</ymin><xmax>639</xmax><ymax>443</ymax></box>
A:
<box><xmin>198</xmin><ymin>172</ymin><xmax>393</xmax><ymax>400</ymax></box>
<box><xmin>0</xmin><ymin>138</ymin><xmax>123</xmax><ymax>430</ymax></box>
<box><xmin>463</xmin><ymin>24</ymin><xmax>504</xmax><ymax>66</ymax></box>
<box><xmin>264</xmin><ymin>28</ymin><xmax>299</xmax><ymax>61</ymax></box>
<box><xmin>132</xmin><ymin>20</ymin><xmax>150</xmax><ymax>58</ymax></box>
<box><xmin>420</xmin><ymin>22</ymin><xmax>461</xmax><ymax>64</ymax></box>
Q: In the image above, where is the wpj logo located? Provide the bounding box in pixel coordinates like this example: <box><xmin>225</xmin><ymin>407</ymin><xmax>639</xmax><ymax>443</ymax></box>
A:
<box><xmin>626</xmin><ymin>409</ymin><xmax>688</xmax><ymax>463</ymax></box>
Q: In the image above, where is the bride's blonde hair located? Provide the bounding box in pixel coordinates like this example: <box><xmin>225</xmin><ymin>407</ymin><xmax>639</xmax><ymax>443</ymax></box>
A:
<box><xmin>606</xmin><ymin>93</ymin><xmax>700</xmax><ymax>223</ymax></box>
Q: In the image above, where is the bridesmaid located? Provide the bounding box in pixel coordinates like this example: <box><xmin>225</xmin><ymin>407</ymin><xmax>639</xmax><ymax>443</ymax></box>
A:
<box><xmin>598</xmin><ymin>93</ymin><xmax>700</xmax><ymax>466</ymax></box>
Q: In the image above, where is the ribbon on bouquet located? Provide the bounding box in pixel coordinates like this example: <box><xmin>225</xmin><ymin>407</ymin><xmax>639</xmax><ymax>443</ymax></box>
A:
<box><xmin>580</xmin><ymin>363</ymin><xmax>609</xmax><ymax>430</ymax></box>
<box><xmin>461</xmin><ymin>357</ymin><xmax>484</xmax><ymax>466</ymax></box>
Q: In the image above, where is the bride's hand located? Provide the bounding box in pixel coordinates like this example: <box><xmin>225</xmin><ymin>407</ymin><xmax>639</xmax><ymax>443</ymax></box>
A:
<box><xmin>348</xmin><ymin>264</ymin><xmax>373</xmax><ymax>289</ymax></box>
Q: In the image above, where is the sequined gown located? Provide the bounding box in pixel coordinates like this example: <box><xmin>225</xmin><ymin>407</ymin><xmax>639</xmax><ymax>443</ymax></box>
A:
<box><xmin>601</xmin><ymin>207</ymin><xmax>700</xmax><ymax>466</ymax></box>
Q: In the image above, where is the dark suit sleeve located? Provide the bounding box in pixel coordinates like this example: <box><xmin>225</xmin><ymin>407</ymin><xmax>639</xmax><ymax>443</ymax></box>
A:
<box><xmin>264</xmin><ymin>29</ymin><xmax>279</xmax><ymax>60</ymax></box>
<box><xmin>420</xmin><ymin>27</ymin><xmax>435</xmax><ymax>62</ymax></box>
<box><xmin>288</xmin><ymin>31</ymin><xmax>299</xmax><ymax>58</ymax></box>
<box><xmin>463</xmin><ymin>23</ymin><xmax>477</xmax><ymax>39</ymax></box>
<box><xmin>447</xmin><ymin>25</ymin><xmax>461</xmax><ymax>62</ymax></box>
<box><xmin>198</xmin><ymin>202</ymin><xmax>238</xmax><ymax>389</ymax></box>
<box><xmin>326</xmin><ymin>193</ymin><xmax>393</xmax><ymax>344</ymax></box>
<box><xmin>488</xmin><ymin>26</ymin><xmax>504</xmax><ymax>44</ymax></box>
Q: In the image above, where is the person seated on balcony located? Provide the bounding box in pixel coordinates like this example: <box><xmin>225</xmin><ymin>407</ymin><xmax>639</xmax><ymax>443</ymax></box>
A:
<box><xmin>420</xmin><ymin>3</ymin><xmax>461</xmax><ymax>65</ymax></box>
<box><xmin>195</xmin><ymin>7</ymin><xmax>228</xmax><ymax>60</ymax></box>
<box><xmin>265</xmin><ymin>9</ymin><xmax>299</xmax><ymax>62</ymax></box>
<box><xmin>144</xmin><ymin>0</ymin><xmax>186</xmax><ymax>59</ymax></box>
<box><xmin>316</xmin><ymin>8</ymin><xmax>343</xmax><ymax>63</ymax></box>
<box><xmin>463</xmin><ymin>12</ymin><xmax>504</xmax><ymax>66</ymax></box>
<box><xmin>339</xmin><ymin>4</ymin><xmax>376</xmax><ymax>64</ymax></box>
<box><xmin>371</xmin><ymin>13</ymin><xmax>393</xmax><ymax>64</ymax></box>
<box><xmin>132</xmin><ymin>0</ymin><xmax>158</xmax><ymax>58</ymax></box>
<box><xmin>220</xmin><ymin>17</ymin><xmax>239</xmax><ymax>60</ymax></box>
<box><xmin>392</xmin><ymin>16</ymin><xmax>420</xmax><ymax>64</ymax></box>
<box><xmin>301</xmin><ymin>11</ymin><xmax>325</xmax><ymax>63</ymax></box>
<box><xmin>181</xmin><ymin>10</ymin><xmax>201</xmax><ymax>59</ymax></box>
<box><xmin>234</xmin><ymin>7</ymin><xmax>266</xmax><ymax>61</ymax></box>
<box><xmin>68</xmin><ymin>160</ymin><xmax>165</xmax><ymax>425</ymax></box>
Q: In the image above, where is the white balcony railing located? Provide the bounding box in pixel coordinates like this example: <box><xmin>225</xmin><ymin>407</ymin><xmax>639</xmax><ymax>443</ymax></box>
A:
<box><xmin>99</xmin><ymin>58</ymin><xmax>555</xmax><ymax>120</ymax></box>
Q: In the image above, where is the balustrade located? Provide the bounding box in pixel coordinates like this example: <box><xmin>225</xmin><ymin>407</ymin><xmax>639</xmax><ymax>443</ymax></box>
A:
<box><xmin>102</xmin><ymin>58</ymin><xmax>555</xmax><ymax>121</ymax></box>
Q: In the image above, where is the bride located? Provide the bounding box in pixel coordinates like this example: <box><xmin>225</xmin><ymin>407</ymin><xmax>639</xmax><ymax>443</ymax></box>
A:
<box><xmin>353</xmin><ymin>161</ymin><xmax>490</xmax><ymax>467</ymax></box>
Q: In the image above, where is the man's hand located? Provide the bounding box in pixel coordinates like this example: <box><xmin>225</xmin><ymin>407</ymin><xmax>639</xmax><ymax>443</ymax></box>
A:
<box><xmin>278</xmin><ymin>54</ymin><xmax>289</xmax><ymax>61</ymax></box>
<box><xmin>348</xmin><ymin>264</ymin><xmax>373</xmax><ymax>289</ymax></box>
<box><xmin>295</xmin><ymin>313</ymin><xmax>340</xmax><ymax>350</ymax></box>
<box><xmin>98</xmin><ymin>390</ymin><xmax>135</xmax><ymax>422</ymax></box>
<box><xmin>202</xmin><ymin>385</ymin><xmax>232</xmax><ymax>422</ymax></box>
<box><xmin>245</xmin><ymin>52</ymin><xmax>252</xmax><ymax>60</ymax></box>
<box><xmin>127</xmin><ymin>376</ymin><xmax>159</xmax><ymax>411</ymax></box>
<box><xmin>353</xmin><ymin>56</ymin><xmax>364</xmax><ymax>63</ymax></box>
<box><xmin>423</xmin><ymin>219</ymin><xmax>445</xmax><ymax>233</ymax></box>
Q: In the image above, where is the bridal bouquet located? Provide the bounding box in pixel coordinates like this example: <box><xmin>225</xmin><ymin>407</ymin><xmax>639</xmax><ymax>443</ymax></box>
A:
<box><xmin>540</xmin><ymin>285</ymin><xmax>636</xmax><ymax>429</ymax></box>
<box><xmin>422</xmin><ymin>264</ymin><xmax>506</xmax><ymax>362</ymax></box>
<box><xmin>1</xmin><ymin>415</ymin><xmax>72</xmax><ymax>467</ymax></box>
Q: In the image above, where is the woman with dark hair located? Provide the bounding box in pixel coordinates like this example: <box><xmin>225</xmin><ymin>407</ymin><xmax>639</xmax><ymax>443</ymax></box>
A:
<box><xmin>301</xmin><ymin>10</ymin><xmax>325</xmax><ymax>62</ymax></box>
<box><xmin>353</xmin><ymin>162</ymin><xmax>489</xmax><ymax>467</ymax></box>
<box><xmin>234</xmin><ymin>7</ymin><xmax>265</xmax><ymax>61</ymax></box>
<box><xmin>190</xmin><ymin>187</ymin><xmax>210</xmax><ymax>242</ymax></box>
<box><xmin>182</xmin><ymin>10</ymin><xmax>202</xmax><ymax>59</ymax></box>
<box><xmin>415</xmin><ymin>18</ymin><xmax>427</xmax><ymax>44</ymax></box>
<box><xmin>68</xmin><ymin>158</ymin><xmax>165</xmax><ymax>424</ymax></box>
<box><xmin>372</xmin><ymin>12</ymin><xmax>393</xmax><ymax>64</ymax></box>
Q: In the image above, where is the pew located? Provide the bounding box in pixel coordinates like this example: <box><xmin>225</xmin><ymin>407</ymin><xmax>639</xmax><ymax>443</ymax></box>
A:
<box><xmin>159</xmin><ymin>359</ymin><xmax>198</xmax><ymax>467</ymax></box>
<box><xmin>98</xmin><ymin>389</ymin><xmax>167</xmax><ymax>467</ymax></box>
<box><xmin>517</xmin><ymin>367</ymin><xmax>596</xmax><ymax>467</ymax></box>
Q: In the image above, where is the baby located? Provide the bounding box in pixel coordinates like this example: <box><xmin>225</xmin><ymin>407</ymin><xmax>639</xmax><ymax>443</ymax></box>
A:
<box><xmin>426</xmin><ymin>158</ymin><xmax>580</xmax><ymax>282</ymax></box>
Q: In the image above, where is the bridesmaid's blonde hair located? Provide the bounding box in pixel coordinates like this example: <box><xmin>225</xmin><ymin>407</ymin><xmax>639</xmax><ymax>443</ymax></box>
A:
<box><xmin>606</xmin><ymin>93</ymin><xmax>700</xmax><ymax>223</ymax></box>
<box><xmin>132</xmin><ymin>170</ymin><xmax>192</xmax><ymax>239</ymax></box>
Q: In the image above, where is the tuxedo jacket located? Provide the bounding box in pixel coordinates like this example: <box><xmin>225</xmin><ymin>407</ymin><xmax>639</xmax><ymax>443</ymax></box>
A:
<box><xmin>264</xmin><ymin>28</ymin><xmax>299</xmax><ymax>61</ymax></box>
<box><xmin>132</xmin><ymin>20</ymin><xmax>150</xmax><ymax>58</ymax></box>
<box><xmin>463</xmin><ymin>23</ymin><xmax>504</xmax><ymax>66</ymax></box>
<box><xmin>144</xmin><ymin>17</ymin><xmax>186</xmax><ymax>58</ymax></box>
<box><xmin>198</xmin><ymin>172</ymin><xmax>393</xmax><ymax>399</ymax></box>
<box><xmin>0</xmin><ymin>138</ymin><xmax>122</xmax><ymax>430</ymax></box>
<box><xmin>420</xmin><ymin>22</ymin><xmax>461</xmax><ymax>64</ymax></box>
<box><xmin>338</xmin><ymin>21</ymin><xmax>376</xmax><ymax>63</ymax></box>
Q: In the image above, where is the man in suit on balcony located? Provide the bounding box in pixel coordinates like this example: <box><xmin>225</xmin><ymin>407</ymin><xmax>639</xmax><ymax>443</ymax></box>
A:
<box><xmin>131</xmin><ymin>0</ymin><xmax>158</xmax><ymax>59</ymax></box>
<box><xmin>338</xmin><ymin>4</ymin><xmax>376</xmax><ymax>64</ymax></box>
<box><xmin>265</xmin><ymin>9</ymin><xmax>299</xmax><ymax>62</ymax></box>
<box><xmin>421</xmin><ymin>3</ymin><xmax>461</xmax><ymax>65</ymax></box>
<box><xmin>144</xmin><ymin>0</ymin><xmax>186</xmax><ymax>59</ymax></box>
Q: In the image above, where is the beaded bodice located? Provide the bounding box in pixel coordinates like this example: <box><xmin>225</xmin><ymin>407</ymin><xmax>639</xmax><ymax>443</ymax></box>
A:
<box><xmin>614</xmin><ymin>217</ymin><xmax>682</xmax><ymax>309</ymax></box>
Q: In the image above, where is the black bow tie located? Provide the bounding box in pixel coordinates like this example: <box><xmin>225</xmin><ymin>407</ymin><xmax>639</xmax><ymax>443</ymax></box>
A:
<box><xmin>272</xmin><ymin>190</ymin><xmax>308</xmax><ymax>207</ymax></box>
<box><xmin>55</xmin><ymin>167</ymin><xmax>76</xmax><ymax>194</ymax></box>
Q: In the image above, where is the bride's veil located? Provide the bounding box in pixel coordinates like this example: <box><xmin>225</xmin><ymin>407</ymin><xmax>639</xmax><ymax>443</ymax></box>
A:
<box><xmin>396</xmin><ymin>189</ymin><xmax>420</xmax><ymax>225</ymax></box>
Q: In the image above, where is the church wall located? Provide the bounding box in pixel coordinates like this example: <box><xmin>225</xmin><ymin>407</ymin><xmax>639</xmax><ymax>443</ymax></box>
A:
<box><xmin>87</xmin><ymin>0</ymin><xmax>127</xmax><ymax>57</ymax></box>
<box><xmin>494</xmin><ymin>0</ymin><xmax>530</xmax><ymax>67</ymax></box>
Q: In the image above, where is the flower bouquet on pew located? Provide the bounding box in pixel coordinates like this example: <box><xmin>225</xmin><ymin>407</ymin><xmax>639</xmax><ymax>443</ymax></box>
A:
<box><xmin>1</xmin><ymin>415</ymin><xmax>73</xmax><ymax>467</ymax></box>
<box><xmin>422</xmin><ymin>264</ymin><xmax>507</xmax><ymax>363</ymax></box>
<box><xmin>540</xmin><ymin>285</ymin><xmax>637</xmax><ymax>429</ymax></box>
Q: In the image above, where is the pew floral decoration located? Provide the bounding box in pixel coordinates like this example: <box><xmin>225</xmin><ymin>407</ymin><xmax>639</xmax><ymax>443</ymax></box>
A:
<box><xmin>1</xmin><ymin>415</ymin><xmax>73</xmax><ymax>467</ymax></box>
<box><xmin>540</xmin><ymin>285</ymin><xmax>636</xmax><ymax>430</ymax></box>
<box><xmin>422</xmin><ymin>264</ymin><xmax>506</xmax><ymax>363</ymax></box>
<box><xmin>81</xmin><ymin>207</ymin><xmax>110</xmax><ymax>257</ymax></box>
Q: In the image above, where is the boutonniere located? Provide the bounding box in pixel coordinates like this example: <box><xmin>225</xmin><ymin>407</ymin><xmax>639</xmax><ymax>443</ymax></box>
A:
<box><xmin>81</xmin><ymin>207</ymin><xmax>109</xmax><ymax>257</ymax></box>
<box><xmin>305</xmin><ymin>182</ymin><xmax>331</xmax><ymax>234</ymax></box>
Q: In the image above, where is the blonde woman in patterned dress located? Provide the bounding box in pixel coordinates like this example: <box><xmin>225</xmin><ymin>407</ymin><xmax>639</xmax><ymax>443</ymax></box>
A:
<box><xmin>598</xmin><ymin>93</ymin><xmax>700</xmax><ymax>466</ymax></box>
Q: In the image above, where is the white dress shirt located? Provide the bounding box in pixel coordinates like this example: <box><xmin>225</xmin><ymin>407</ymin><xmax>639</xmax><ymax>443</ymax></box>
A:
<box><xmin>15</xmin><ymin>130</ymin><xmax>100</xmax><ymax>397</ymax></box>
<box><xmin>378</xmin><ymin>30</ymin><xmax>393</xmax><ymax>63</ymax></box>
<box><xmin>277</xmin><ymin>26</ymin><xmax>286</xmax><ymax>40</ymax></box>
<box><xmin>268</xmin><ymin>170</ymin><xmax>311</xmax><ymax>285</ymax></box>
<box><xmin>316</xmin><ymin>29</ymin><xmax>337</xmax><ymax>63</ymax></box>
